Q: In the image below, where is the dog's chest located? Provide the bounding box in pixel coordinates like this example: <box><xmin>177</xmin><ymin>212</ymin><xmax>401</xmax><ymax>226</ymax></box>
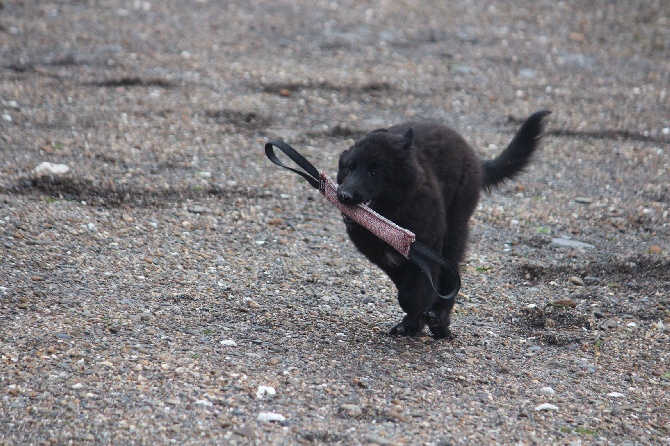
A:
<box><xmin>347</xmin><ymin>225</ymin><xmax>406</xmax><ymax>270</ymax></box>
<box><xmin>379</xmin><ymin>247</ymin><xmax>405</xmax><ymax>269</ymax></box>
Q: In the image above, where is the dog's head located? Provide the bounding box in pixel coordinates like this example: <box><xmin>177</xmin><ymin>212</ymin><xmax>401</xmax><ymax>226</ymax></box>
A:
<box><xmin>336</xmin><ymin>128</ymin><xmax>415</xmax><ymax>221</ymax></box>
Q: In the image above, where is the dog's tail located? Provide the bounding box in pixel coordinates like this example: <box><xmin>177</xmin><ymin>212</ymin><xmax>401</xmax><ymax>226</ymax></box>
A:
<box><xmin>482</xmin><ymin>110</ymin><xmax>551</xmax><ymax>191</ymax></box>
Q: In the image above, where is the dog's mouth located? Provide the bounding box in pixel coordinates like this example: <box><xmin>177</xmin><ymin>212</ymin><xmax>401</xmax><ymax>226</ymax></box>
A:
<box><xmin>341</xmin><ymin>199</ymin><xmax>375</xmax><ymax>227</ymax></box>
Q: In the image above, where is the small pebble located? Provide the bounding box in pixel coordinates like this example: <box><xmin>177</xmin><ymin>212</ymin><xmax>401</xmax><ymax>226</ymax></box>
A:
<box><xmin>245</xmin><ymin>298</ymin><xmax>260</xmax><ymax>308</ymax></box>
<box><xmin>600</xmin><ymin>319</ymin><xmax>618</xmax><ymax>330</ymax></box>
<box><xmin>366</xmin><ymin>435</ymin><xmax>396</xmax><ymax>445</ymax></box>
<box><xmin>539</xmin><ymin>386</ymin><xmax>555</xmax><ymax>395</ymax></box>
<box><xmin>549</xmin><ymin>298</ymin><xmax>577</xmax><ymax>308</ymax></box>
<box><xmin>550</xmin><ymin>238</ymin><xmax>595</xmax><ymax>249</ymax></box>
<box><xmin>534</xmin><ymin>403</ymin><xmax>558</xmax><ymax>411</ymax></box>
<box><xmin>233</xmin><ymin>426</ymin><xmax>256</xmax><ymax>438</ymax></box>
<box><xmin>257</xmin><ymin>412</ymin><xmax>286</xmax><ymax>423</ymax></box>
<box><xmin>34</xmin><ymin>162</ymin><xmax>70</xmax><ymax>177</ymax></box>
<box><xmin>188</xmin><ymin>205</ymin><xmax>212</xmax><ymax>214</ymax></box>
<box><xmin>338</xmin><ymin>403</ymin><xmax>363</xmax><ymax>417</ymax></box>
<box><xmin>569</xmin><ymin>276</ymin><xmax>584</xmax><ymax>286</ymax></box>
<box><xmin>256</xmin><ymin>386</ymin><xmax>276</xmax><ymax>399</ymax></box>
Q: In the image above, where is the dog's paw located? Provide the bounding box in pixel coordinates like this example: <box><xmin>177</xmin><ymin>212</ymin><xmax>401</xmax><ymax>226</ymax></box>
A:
<box><xmin>421</xmin><ymin>310</ymin><xmax>454</xmax><ymax>340</ymax></box>
<box><xmin>421</xmin><ymin>309</ymin><xmax>442</xmax><ymax>326</ymax></box>
<box><xmin>428</xmin><ymin>324</ymin><xmax>454</xmax><ymax>340</ymax></box>
<box><xmin>389</xmin><ymin>320</ymin><xmax>421</xmax><ymax>337</ymax></box>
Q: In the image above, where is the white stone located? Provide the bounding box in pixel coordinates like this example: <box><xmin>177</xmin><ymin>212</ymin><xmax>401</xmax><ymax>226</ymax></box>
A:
<box><xmin>539</xmin><ymin>386</ymin><xmax>555</xmax><ymax>395</ymax></box>
<box><xmin>534</xmin><ymin>403</ymin><xmax>558</xmax><ymax>411</ymax></box>
<box><xmin>256</xmin><ymin>385</ymin><xmax>276</xmax><ymax>399</ymax></box>
<box><xmin>221</xmin><ymin>340</ymin><xmax>237</xmax><ymax>346</ymax></box>
<box><xmin>607</xmin><ymin>392</ymin><xmax>625</xmax><ymax>398</ymax></box>
<box><xmin>550</xmin><ymin>237</ymin><xmax>595</xmax><ymax>249</ymax></box>
<box><xmin>34</xmin><ymin>162</ymin><xmax>70</xmax><ymax>177</ymax></box>
<box><xmin>257</xmin><ymin>412</ymin><xmax>285</xmax><ymax>422</ymax></box>
<box><xmin>195</xmin><ymin>399</ymin><xmax>213</xmax><ymax>407</ymax></box>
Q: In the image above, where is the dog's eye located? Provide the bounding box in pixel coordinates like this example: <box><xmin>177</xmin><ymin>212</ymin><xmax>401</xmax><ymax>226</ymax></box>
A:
<box><xmin>369</xmin><ymin>168</ymin><xmax>378</xmax><ymax>177</ymax></box>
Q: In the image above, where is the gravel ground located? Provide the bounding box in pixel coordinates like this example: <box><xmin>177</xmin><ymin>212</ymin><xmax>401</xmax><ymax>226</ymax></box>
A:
<box><xmin>1</xmin><ymin>1</ymin><xmax>669</xmax><ymax>445</ymax></box>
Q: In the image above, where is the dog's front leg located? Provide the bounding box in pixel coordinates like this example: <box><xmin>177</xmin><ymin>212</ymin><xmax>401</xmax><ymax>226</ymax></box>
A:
<box><xmin>387</xmin><ymin>263</ymin><xmax>435</xmax><ymax>337</ymax></box>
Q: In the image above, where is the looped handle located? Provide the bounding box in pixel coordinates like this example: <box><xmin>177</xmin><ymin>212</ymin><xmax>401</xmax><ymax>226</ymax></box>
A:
<box><xmin>265</xmin><ymin>140</ymin><xmax>320</xmax><ymax>189</ymax></box>
<box><xmin>409</xmin><ymin>242</ymin><xmax>461</xmax><ymax>301</ymax></box>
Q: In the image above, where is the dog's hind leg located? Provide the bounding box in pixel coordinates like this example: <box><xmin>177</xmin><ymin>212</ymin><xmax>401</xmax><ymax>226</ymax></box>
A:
<box><xmin>421</xmin><ymin>235</ymin><xmax>462</xmax><ymax>339</ymax></box>
<box><xmin>422</xmin><ymin>174</ymin><xmax>479</xmax><ymax>339</ymax></box>
<box><xmin>422</xmin><ymin>298</ymin><xmax>456</xmax><ymax>340</ymax></box>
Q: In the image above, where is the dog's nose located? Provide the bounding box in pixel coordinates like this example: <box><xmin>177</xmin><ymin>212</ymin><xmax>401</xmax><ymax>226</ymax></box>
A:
<box><xmin>337</xmin><ymin>190</ymin><xmax>353</xmax><ymax>204</ymax></box>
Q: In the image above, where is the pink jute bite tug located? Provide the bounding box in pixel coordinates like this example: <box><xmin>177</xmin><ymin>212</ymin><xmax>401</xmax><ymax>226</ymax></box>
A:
<box><xmin>318</xmin><ymin>173</ymin><xmax>416</xmax><ymax>258</ymax></box>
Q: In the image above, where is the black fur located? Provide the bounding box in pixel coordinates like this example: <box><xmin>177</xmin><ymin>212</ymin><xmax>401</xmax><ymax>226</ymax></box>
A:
<box><xmin>336</xmin><ymin>110</ymin><xmax>550</xmax><ymax>339</ymax></box>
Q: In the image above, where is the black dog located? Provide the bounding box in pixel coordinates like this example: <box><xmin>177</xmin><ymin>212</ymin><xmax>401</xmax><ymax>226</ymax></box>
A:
<box><xmin>336</xmin><ymin>111</ymin><xmax>550</xmax><ymax>339</ymax></box>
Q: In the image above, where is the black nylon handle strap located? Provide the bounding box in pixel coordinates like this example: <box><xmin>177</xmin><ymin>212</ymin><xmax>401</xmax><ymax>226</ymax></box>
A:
<box><xmin>265</xmin><ymin>140</ymin><xmax>321</xmax><ymax>189</ymax></box>
<box><xmin>408</xmin><ymin>242</ymin><xmax>461</xmax><ymax>301</ymax></box>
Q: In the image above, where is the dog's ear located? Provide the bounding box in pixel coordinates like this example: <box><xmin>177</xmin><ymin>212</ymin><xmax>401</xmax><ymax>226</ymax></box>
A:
<box><xmin>338</xmin><ymin>148</ymin><xmax>350</xmax><ymax>165</ymax></box>
<box><xmin>403</xmin><ymin>128</ymin><xmax>414</xmax><ymax>149</ymax></box>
